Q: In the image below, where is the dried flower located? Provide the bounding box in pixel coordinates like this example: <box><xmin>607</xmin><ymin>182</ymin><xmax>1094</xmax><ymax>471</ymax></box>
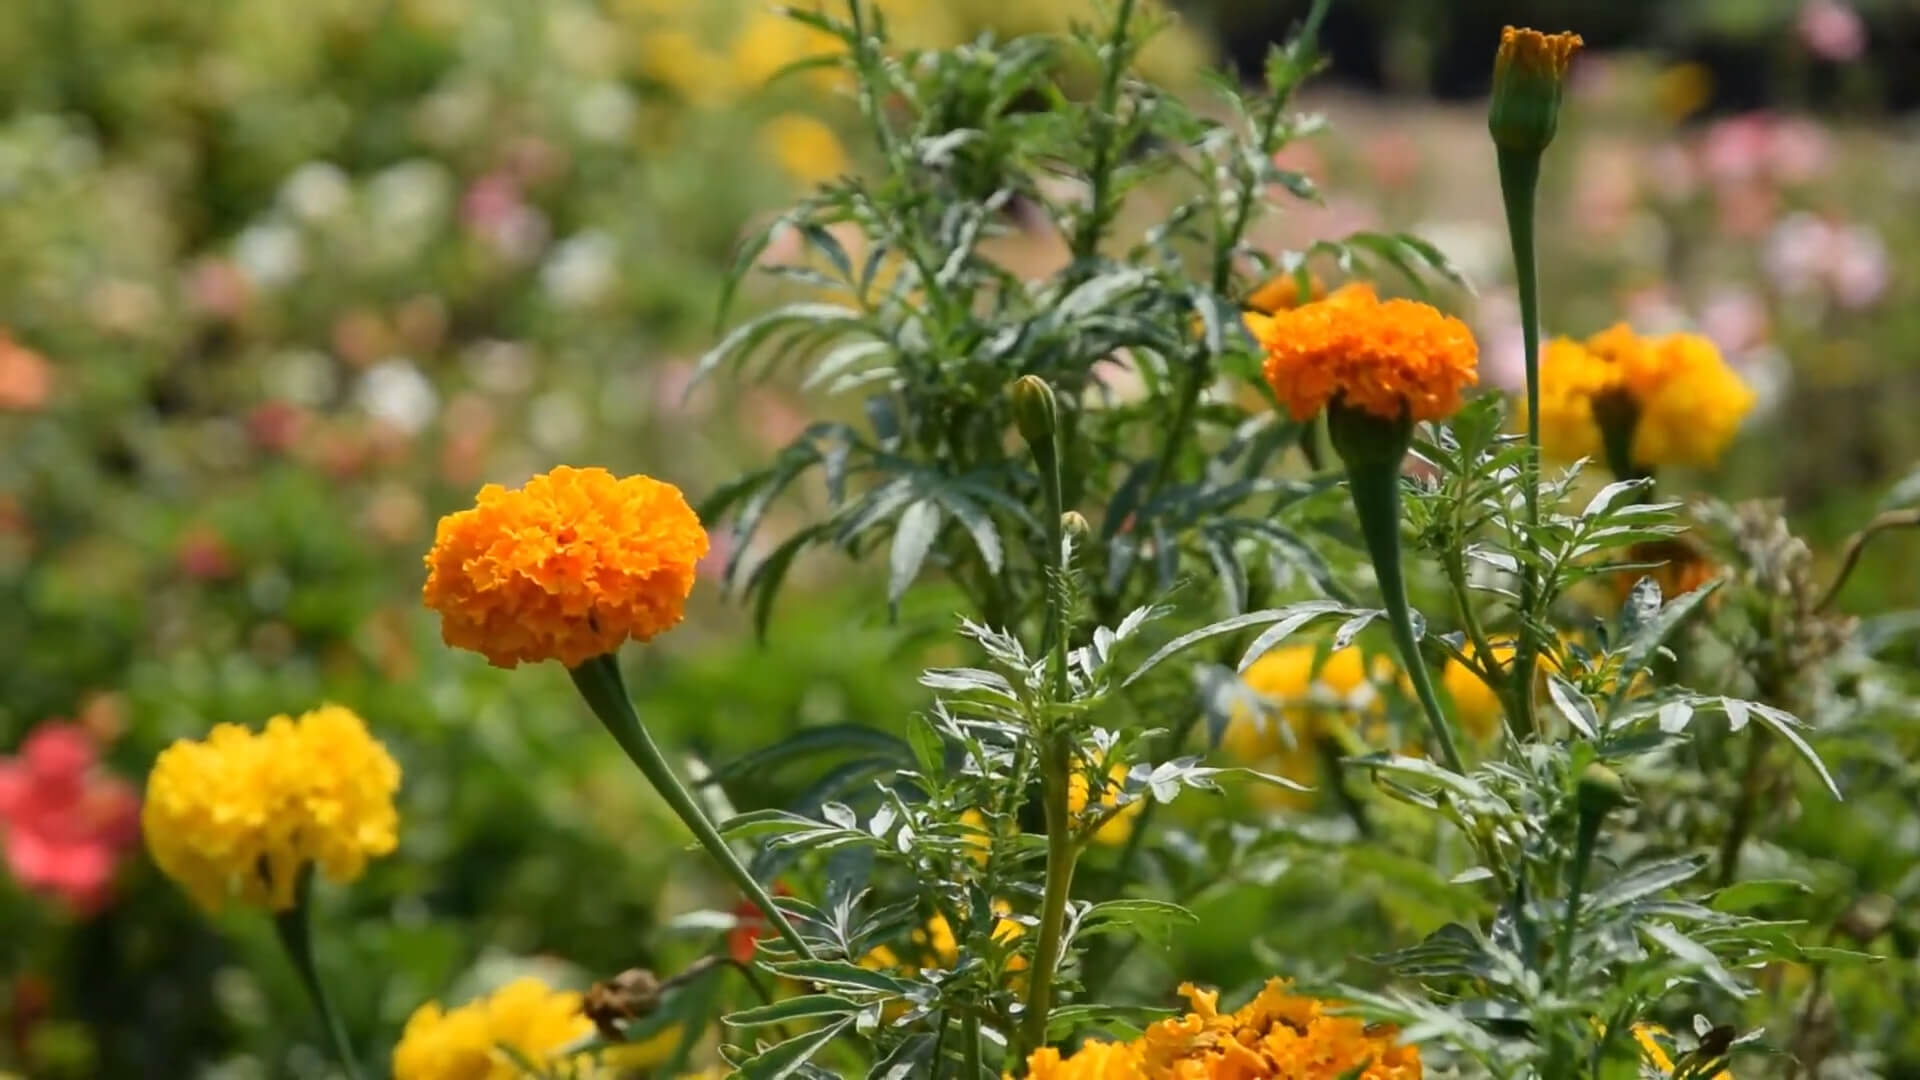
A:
<box><xmin>422</xmin><ymin>466</ymin><xmax>709</xmax><ymax>668</ymax></box>
<box><xmin>1488</xmin><ymin>27</ymin><xmax>1584</xmax><ymax>154</ymax></box>
<box><xmin>0</xmin><ymin>723</ymin><xmax>140</xmax><ymax>916</ymax></box>
<box><xmin>1023</xmin><ymin>979</ymin><xmax>1420</xmax><ymax>1079</ymax></box>
<box><xmin>1254</xmin><ymin>284</ymin><xmax>1479</xmax><ymax>424</ymax></box>
<box><xmin>142</xmin><ymin>706</ymin><xmax>400</xmax><ymax>912</ymax></box>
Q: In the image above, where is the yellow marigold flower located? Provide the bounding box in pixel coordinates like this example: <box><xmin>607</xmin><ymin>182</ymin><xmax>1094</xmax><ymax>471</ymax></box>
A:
<box><xmin>1488</xmin><ymin>27</ymin><xmax>1583</xmax><ymax>153</ymax></box>
<box><xmin>1067</xmin><ymin>763</ymin><xmax>1144</xmax><ymax>846</ymax></box>
<box><xmin>1255</xmin><ymin>284</ymin><xmax>1479</xmax><ymax>424</ymax></box>
<box><xmin>143</xmin><ymin>706</ymin><xmax>400</xmax><ymax>913</ymax></box>
<box><xmin>1534</xmin><ymin>335</ymin><xmax>1619</xmax><ymax>462</ymax></box>
<box><xmin>422</xmin><ymin>466</ymin><xmax>709</xmax><ymax>668</ymax></box>
<box><xmin>760</xmin><ymin>113</ymin><xmax>850</xmax><ymax>186</ymax></box>
<box><xmin>1225</xmin><ymin>646</ymin><xmax>1400</xmax><ymax>807</ymax></box>
<box><xmin>393</xmin><ymin>977</ymin><xmax>622</xmax><ymax>1080</ymax></box>
<box><xmin>1529</xmin><ymin>325</ymin><xmax>1754</xmax><ymax>470</ymax></box>
<box><xmin>1633</xmin><ymin>1023</ymin><xmax>1733</xmax><ymax>1080</ymax></box>
<box><xmin>1022</xmin><ymin>979</ymin><xmax>1420</xmax><ymax>1079</ymax></box>
<box><xmin>1626</xmin><ymin>332</ymin><xmax>1755</xmax><ymax>468</ymax></box>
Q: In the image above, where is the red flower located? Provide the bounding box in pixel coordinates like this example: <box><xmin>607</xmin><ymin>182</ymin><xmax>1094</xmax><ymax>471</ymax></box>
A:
<box><xmin>0</xmin><ymin>723</ymin><xmax>140</xmax><ymax>917</ymax></box>
<box><xmin>728</xmin><ymin>882</ymin><xmax>793</xmax><ymax>964</ymax></box>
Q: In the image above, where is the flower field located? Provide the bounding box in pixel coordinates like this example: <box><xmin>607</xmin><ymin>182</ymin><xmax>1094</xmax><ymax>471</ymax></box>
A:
<box><xmin>4</xmin><ymin>1</ymin><xmax>1919</xmax><ymax>1077</ymax></box>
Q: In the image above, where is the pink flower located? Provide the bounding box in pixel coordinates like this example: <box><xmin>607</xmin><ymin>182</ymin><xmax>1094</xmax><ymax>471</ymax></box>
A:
<box><xmin>0</xmin><ymin>723</ymin><xmax>140</xmax><ymax>917</ymax></box>
<box><xmin>1700</xmin><ymin>288</ymin><xmax>1770</xmax><ymax>353</ymax></box>
<box><xmin>0</xmin><ymin>335</ymin><xmax>52</xmax><ymax>412</ymax></box>
<box><xmin>1798</xmin><ymin>0</ymin><xmax>1866</xmax><ymax>63</ymax></box>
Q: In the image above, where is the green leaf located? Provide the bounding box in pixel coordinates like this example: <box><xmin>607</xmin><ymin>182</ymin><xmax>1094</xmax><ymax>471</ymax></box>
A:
<box><xmin>1610</xmin><ymin>580</ymin><xmax>1722</xmax><ymax>704</ymax></box>
<box><xmin>1044</xmin><ymin>1003</ymin><xmax>1179</xmax><ymax>1042</ymax></box>
<box><xmin>1123</xmin><ymin>602</ymin><xmax>1348</xmax><ymax>688</ymax></box>
<box><xmin>1078</xmin><ymin>898</ymin><xmax>1197</xmax><ymax>944</ymax></box>
<box><xmin>710</xmin><ymin>725</ymin><xmax>910</xmax><ymax>783</ymax></box>
<box><xmin>1711</xmin><ymin>879</ymin><xmax>1811</xmax><ymax>913</ymax></box>
<box><xmin>726</xmin><ymin>995</ymin><xmax>860</xmax><ymax>1029</ymax></box>
<box><xmin>734</xmin><ymin>1019</ymin><xmax>852</xmax><ymax>1080</ymax></box>
<box><xmin>768</xmin><ymin>959</ymin><xmax>918</xmax><ymax>996</ymax></box>
<box><xmin>1590</xmin><ymin>856</ymin><xmax>1709</xmax><ymax>911</ymax></box>
<box><xmin>1546</xmin><ymin>674</ymin><xmax>1600</xmax><ymax>739</ymax></box>
<box><xmin>887</xmin><ymin>500</ymin><xmax>944</xmax><ymax>611</ymax></box>
<box><xmin>1641</xmin><ymin>923</ymin><xmax>1753</xmax><ymax>998</ymax></box>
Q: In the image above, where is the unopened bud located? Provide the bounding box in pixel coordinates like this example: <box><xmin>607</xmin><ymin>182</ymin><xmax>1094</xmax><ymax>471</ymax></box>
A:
<box><xmin>1576</xmin><ymin>762</ymin><xmax>1628</xmax><ymax>818</ymax></box>
<box><xmin>1488</xmin><ymin>27</ymin><xmax>1583</xmax><ymax>155</ymax></box>
<box><xmin>1060</xmin><ymin>511</ymin><xmax>1090</xmax><ymax>543</ymax></box>
<box><xmin>1010</xmin><ymin>375</ymin><xmax>1057</xmax><ymax>448</ymax></box>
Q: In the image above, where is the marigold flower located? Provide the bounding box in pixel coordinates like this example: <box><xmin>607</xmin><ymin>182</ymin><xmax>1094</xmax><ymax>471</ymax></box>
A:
<box><xmin>1440</xmin><ymin>640</ymin><xmax>1529</xmax><ymax>742</ymax></box>
<box><xmin>392</xmin><ymin>976</ymin><xmax>670</xmax><ymax>1080</ymax></box>
<box><xmin>1225</xmin><ymin>646</ymin><xmax>1399</xmax><ymax>807</ymax></box>
<box><xmin>760</xmin><ymin>113</ymin><xmax>850</xmax><ymax>186</ymax></box>
<box><xmin>1023</xmin><ymin>979</ymin><xmax>1420</xmax><ymax>1079</ymax></box>
<box><xmin>142</xmin><ymin>706</ymin><xmax>400</xmax><ymax>913</ymax></box>
<box><xmin>422</xmin><ymin>466</ymin><xmax>709</xmax><ymax>668</ymax></box>
<box><xmin>1488</xmin><ymin>27</ymin><xmax>1583</xmax><ymax>154</ymax></box>
<box><xmin>1530</xmin><ymin>325</ymin><xmax>1754</xmax><ymax>470</ymax></box>
<box><xmin>1255</xmin><ymin>284</ymin><xmax>1479</xmax><ymax>424</ymax></box>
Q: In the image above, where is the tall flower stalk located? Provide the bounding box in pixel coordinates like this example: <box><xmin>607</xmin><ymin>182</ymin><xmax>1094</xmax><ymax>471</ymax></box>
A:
<box><xmin>1252</xmin><ymin>285</ymin><xmax>1480</xmax><ymax>774</ymax></box>
<box><xmin>1013</xmin><ymin>374</ymin><xmax>1084</xmax><ymax>1056</ymax></box>
<box><xmin>1488</xmin><ymin>26</ymin><xmax>1582</xmax><ymax>739</ymax></box>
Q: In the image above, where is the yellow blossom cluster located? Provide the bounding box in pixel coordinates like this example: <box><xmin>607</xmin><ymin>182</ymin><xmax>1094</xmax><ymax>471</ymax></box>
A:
<box><xmin>392</xmin><ymin>976</ymin><xmax>678</xmax><ymax>1080</ymax></box>
<box><xmin>142</xmin><ymin>706</ymin><xmax>401</xmax><ymax>913</ymax></box>
<box><xmin>1532</xmin><ymin>324</ymin><xmax>1755</xmax><ymax>469</ymax></box>
<box><xmin>1023</xmin><ymin>979</ymin><xmax>1420</xmax><ymax>1079</ymax></box>
<box><xmin>1253</xmin><ymin>284</ymin><xmax>1480</xmax><ymax>423</ymax></box>
<box><xmin>422</xmin><ymin>466</ymin><xmax>709</xmax><ymax>668</ymax></box>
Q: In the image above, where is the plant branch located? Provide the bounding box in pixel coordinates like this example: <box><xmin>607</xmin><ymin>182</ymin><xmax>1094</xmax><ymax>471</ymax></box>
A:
<box><xmin>1496</xmin><ymin>147</ymin><xmax>1545</xmax><ymax>741</ymax></box>
<box><xmin>1815</xmin><ymin>507</ymin><xmax>1920</xmax><ymax>612</ymax></box>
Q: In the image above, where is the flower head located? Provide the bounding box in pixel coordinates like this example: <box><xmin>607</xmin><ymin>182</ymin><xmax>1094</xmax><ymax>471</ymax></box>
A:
<box><xmin>1023</xmin><ymin>979</ymin><xmax>1420</xmax><ymax>1079</ymax></box>
<box><xmin>1255</xmin><ymin>284</ymin><xmax>1479</xmax><ymax>424</ymax></box>
<box><xmin>394</xmin><ymin>976</ymin><xmax>626</xmax><ymax>1080</ymax></box>
<box><xmin>1530</xmin><ymin>325</ymin><xmax>1754</xmax><ymax>470</ymax></box>
<box><xmin>142</xmin><ymin>706</ymin><xmax>400</xmax><ymax>912</ymax></box>
<box><xmin>1488</xmin><ymin>27</ymin><xmax>1584</xmax><ymax>153</ymax></box>
<box><xmin>0</xmin><ymin>723</ymin><xmax>140</xmax><ymax>916</ymax></box>
<box><xmin>422</xmin><ymin>466</ymin><xmax>709</xmax><ymax>668</ymax></box>
<box><xmin>1225</xmin><ymin>646</ymin><xmax>1401</xmax><ymax>806</ymax></box>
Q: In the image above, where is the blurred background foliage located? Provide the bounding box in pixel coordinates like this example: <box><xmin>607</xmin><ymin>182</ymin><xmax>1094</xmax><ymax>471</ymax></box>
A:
<box><xmin>1</xmin><ymin>0</ymin><xmax>1917</xmax><ymax>1075</ymax></box>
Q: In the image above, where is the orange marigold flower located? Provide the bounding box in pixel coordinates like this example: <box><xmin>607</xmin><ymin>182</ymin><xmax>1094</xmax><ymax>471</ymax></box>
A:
<box><xmin>1021</xmin><ymin>979</ymin><xmax>1420</xmax><ymax>1080</ymax></box>
<box><xmin>422</xmin><ymin>466</ymin><xmax>709</xmax><ymax>668</ymax></box>
<box><xmin>1255</xmin><ymin>284</ymin><xmax>1479</xmax><ymax>424</ymax></box>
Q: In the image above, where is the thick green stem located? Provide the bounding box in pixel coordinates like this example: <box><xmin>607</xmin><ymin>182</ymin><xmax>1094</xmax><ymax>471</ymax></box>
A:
<box><xmin>569</xmin><ymin>655</ymin><xmax>815</xmax><ymax>959</ymax></box>
<box><xmin>1496</xmin><ymin>147</ymin><xmax>1545</xmax><ymax>741</ymax></box>
<box><xmin>1020</xmin><ymin>733</ymin><xmax>1081</xmax><ymax>1058</ymax></box>
<box><xmin>963</xmin><ymin>1010</ymin><xmax>984</xmax><ymax>1080</ymax></box>
<box><xmin>273</xmin><ymin>869</ymin><xmax>363</xmax><ymax>1080</ymax></box>
<box><xmin>1346</xmin><ymin>456</ymin><xmax>1466</xmax><ymax>774</ymax></box>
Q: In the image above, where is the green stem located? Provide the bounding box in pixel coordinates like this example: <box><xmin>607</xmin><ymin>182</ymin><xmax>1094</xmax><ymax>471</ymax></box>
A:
<box><xmin>1346</xmin><ymin>457</ymin><xmax>1466</xmax><ymax>774</ymax></box>
<box><xmin>1496</xmin><ymin>146</ymin><xmax>1544</xmax><ymax>742</ymax></box>
<box><xmin>569</xmin><ymin>655</ymin><xmax>816</xmax><ymax>959</ymax></box>
<box><xmin>1020</xmin><ymin>733</ymin><xmax>1082</xmax><ymax>1058</ymax></box>
<box><xmin>273</xmin><ymin>869</ymin><xmax>363</xmax><ymax>1080</ymax></box>
<box><xmin>963</xmin><ymin>1010</ymin><xmax>984</xmax><ymax>1080</ymax></box>
<box><xmin>1071</xmin><ymin>0</ymin><xmax>1138</xmax><ymax>263</ymax></box>
<box><xmin>1716</xmin><ymin>728</ymin><xmax>1773</xmax><ymax>888</ymax></box>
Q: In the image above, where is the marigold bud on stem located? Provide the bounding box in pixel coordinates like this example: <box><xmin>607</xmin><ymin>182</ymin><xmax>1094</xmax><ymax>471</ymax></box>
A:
<box><xmin>1011</xmin><ymin>374</ymin><xmax>1058</xmax><ymax>447</ymax></box>
<box><xmin>1488</xmin><ymin>27</ymin><xmax>1583</xmax><ymax>154</ymax></box>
